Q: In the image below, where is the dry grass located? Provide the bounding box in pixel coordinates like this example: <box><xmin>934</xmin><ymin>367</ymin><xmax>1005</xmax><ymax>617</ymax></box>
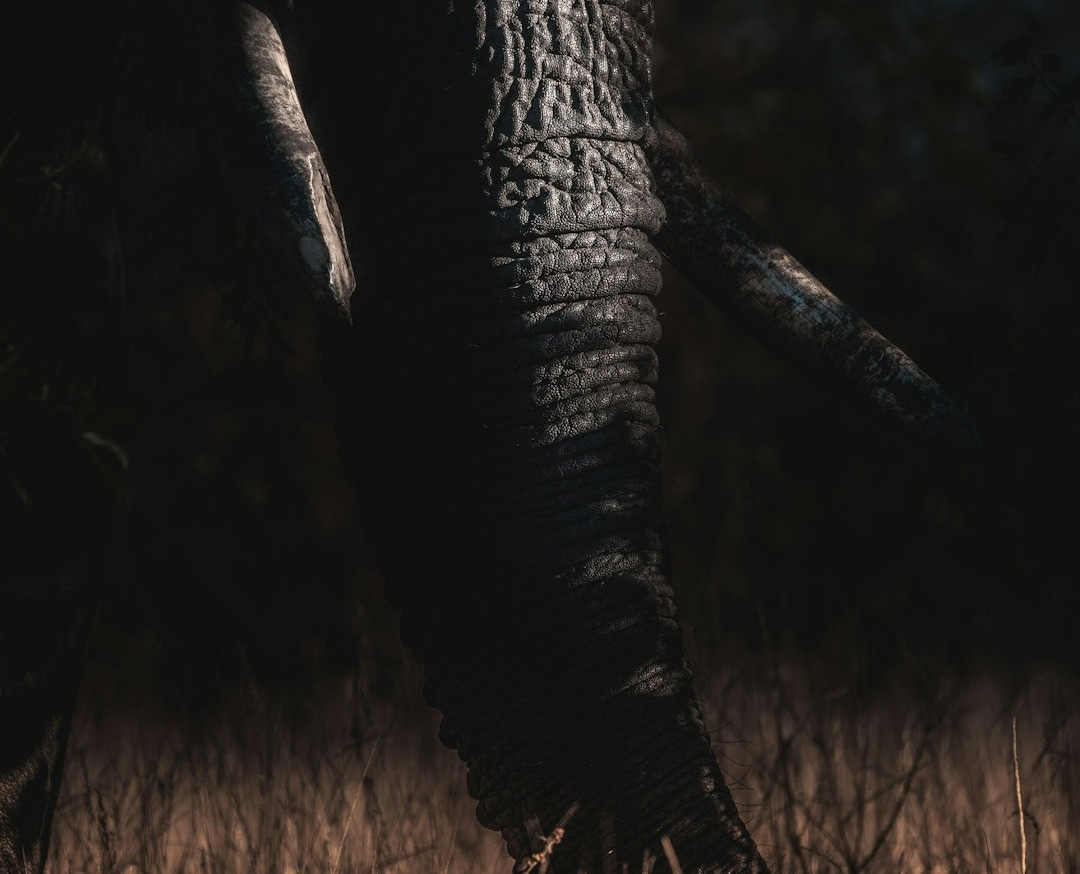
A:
<box><xmin>703</xmin><ymin>657</ymin><xmax>1080</xmax><ymax>874</ymax></box>
<box><xmin>48</xmin><ymin>655</ymin><xmax>1079</xmax><ymax>874</ymax></box>
<box><xmin>48</xmin><ymin>667</ymin><xmax>506</xmax><ymax>874</ymax></box>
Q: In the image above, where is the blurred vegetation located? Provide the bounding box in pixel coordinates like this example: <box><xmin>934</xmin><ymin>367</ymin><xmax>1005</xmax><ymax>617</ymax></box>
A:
<box><xmin>652</xmin><ymin>0</ymin><xmax>1080</xmax><ymax>681</ymax></box>
<box><xmin>4</xmin><ymin>1</ymin><xmax>1080</xmax><ymax>712</ymax></box>
<box><xmin>51</xmin><ymin>651</ymin><xmax>1080</xmax><ymax>872</ymax></box>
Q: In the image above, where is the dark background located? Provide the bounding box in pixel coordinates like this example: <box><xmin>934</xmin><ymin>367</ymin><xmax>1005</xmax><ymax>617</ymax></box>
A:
<box><xmin>650</xmin><ymin>0</ymin><xmax>1080</xmax><ymax>680</ymax></box>
<box><xmin>7</xmin><ymin>0</ymin><xmax>1080</xmax><ymax>714</ymax></box>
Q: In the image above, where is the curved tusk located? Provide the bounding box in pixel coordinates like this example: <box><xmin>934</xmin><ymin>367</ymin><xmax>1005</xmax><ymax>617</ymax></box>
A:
<box><xmin>211</xmin><ymin>3</ymin><xmax>356</xmax><ymax>323</ymax></box>
<box><xmin>644</xmin><ymin>109</ymin><xmax>978</xmax><ymax>452</ymax></box>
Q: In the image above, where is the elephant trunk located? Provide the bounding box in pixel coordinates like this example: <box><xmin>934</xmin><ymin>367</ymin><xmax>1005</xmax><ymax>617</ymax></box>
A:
<box><xmin>323</xmin><ymin>3</ymin><xmax>764</xmax><ymax>870</ymax></box>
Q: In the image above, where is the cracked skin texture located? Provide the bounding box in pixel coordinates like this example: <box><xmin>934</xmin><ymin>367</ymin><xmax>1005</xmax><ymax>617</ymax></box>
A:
<box><xmin>4</xmin><ymin>1</ymin><xmax>974</xmax><ymax>870</ymax></box>
<box><xmin>322</xmin><ymin>1</ymin><xmax>768</xmax><ymax>870</ymax></box>
<box><xmin>0</xmin><ymin>1</ymin><xmax>769</xmax><ymax>871</ymax></box>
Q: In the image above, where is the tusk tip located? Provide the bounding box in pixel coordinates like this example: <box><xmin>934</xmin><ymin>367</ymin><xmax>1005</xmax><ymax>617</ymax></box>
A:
<box><xmin>935</xmin><ymin>407</ymin><xmax>982</xmax><ymax>456</ymax></box>
<box><xmin>315</xmin><ymin>266</ymin><xmax>357</xmax><ymax>325</ymax></box>
<box><xmin>895</xmin><ymin>377</ymin><xmax>980</xmax><ymax>456</ymax></box>
<box><xmin>327</xmin><ymin>287</ymin><xmax>355</xmax><ymax>326</ymax></box>
<box><xmin>923</xmin><ymin>409</ymin><xmax>981</xmax><ymax>457</ymax></box>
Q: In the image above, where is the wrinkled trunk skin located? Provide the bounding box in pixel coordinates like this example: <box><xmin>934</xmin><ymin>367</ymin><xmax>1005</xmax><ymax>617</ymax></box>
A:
<box><xmin>323</xmin><ymin>3</ymin><xmax>765</xmax><ymax>870</ymax></box>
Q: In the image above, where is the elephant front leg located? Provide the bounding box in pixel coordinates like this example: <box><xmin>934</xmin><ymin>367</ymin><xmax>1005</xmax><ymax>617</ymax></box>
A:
<box><xmin>1</xmin><ymin>56</ymin><xmax>126</xmax><ymax>870</ymax></box>
<box><xmin>0</xmin><ymin>554</ymin><xmax>105</xmax><ymax>874</ymax></box>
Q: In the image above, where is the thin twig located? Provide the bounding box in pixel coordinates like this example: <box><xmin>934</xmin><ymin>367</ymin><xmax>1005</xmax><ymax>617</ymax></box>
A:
<box><xmin>441</xmin><ymin>805</ymin><xmax>462</xmax><ymax>874</ymax></box>
<box><xmin>516</xmin><ymin>802</ymin><xmax>581</xmax><ymax>873</ymax></box>
<box><xmin>601</xmin><ymin>811</ymin><xmax>618</xmax><ymax>874</ymax></box>
<box><xmin>331</xmin><ymin>733</ymin><xmax>382</xmax><ymax>874</ymax></box>
<box><xmin>376</xmin><ymin>843</ymin><xmax>435</xmax><ymax>869</ymax></box>
<box><xmin>660</xmin><ymin>836</ymin><xmax>684</xmax><ymax>874</ymax></box>
<box><xmin>1013</xmin><ymin>716</ymin><xmax>1027</xmax><ymax>874</ymax></box>
<box><xmin>854</xmin><ymin>720</ymin><xmax>934</xmax><ymax>872</ymax></box>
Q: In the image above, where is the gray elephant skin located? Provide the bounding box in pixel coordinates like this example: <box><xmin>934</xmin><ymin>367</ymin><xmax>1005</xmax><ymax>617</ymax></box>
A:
<box><xmin>0</xmin><ymin>2</ymin><xmax>975</xmax><ymax>872</ymax></box>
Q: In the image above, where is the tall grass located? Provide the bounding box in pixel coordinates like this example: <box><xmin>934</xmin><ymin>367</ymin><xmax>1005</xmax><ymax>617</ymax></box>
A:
<box><xmin>48</xmin><ymin>655</ymin><xmax>1079</xmax><ymax>873</ymax></box>
<box><xmin>48</xmin><ymin>666</ymin><xmax>506</xmax><ymax>873</ymax></box>
<box><xmin>702</xmin><ymin>656</ymin><xmax>1080</xmax><ymax>874</ymax></box>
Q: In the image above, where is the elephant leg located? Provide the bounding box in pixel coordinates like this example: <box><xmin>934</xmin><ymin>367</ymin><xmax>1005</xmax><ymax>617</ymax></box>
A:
<box><xmin>0</xmin><ymin>553</ymin><xmax>107</xmax><ymax>874</ymax></box>
<box><xmin>1</xmin><ymin>41</ymin><xmax>127</xmax><ymax>867</ymax></box>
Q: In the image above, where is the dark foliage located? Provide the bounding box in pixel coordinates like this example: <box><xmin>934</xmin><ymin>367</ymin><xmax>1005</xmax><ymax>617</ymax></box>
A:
<box><xmin>653</xmin><ymin>0</ymin><xmax>1080</xmax><ymax>680</ymax></box>
<box><xmin>5</xmin><ymin>1</ymin><xmax>1079</xmax><ymax>713</ymax></box>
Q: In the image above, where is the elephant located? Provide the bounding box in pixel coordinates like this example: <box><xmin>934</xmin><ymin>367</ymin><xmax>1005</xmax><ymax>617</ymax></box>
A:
<box><xmin>0</xmin><ymin>1</ymin><xmax>976</xmax><ymax>872</ymax></box>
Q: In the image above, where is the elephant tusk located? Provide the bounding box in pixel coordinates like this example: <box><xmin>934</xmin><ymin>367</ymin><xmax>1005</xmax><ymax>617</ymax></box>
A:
<box><xmin>213</xmin><ymin>2</ymin><xmax>356</xmax><ymax>323</ymax></box>
<box><xmin>644</xmin><ymin>110</ymin><xmax>978</xmax><ymax>453</ymax></box>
